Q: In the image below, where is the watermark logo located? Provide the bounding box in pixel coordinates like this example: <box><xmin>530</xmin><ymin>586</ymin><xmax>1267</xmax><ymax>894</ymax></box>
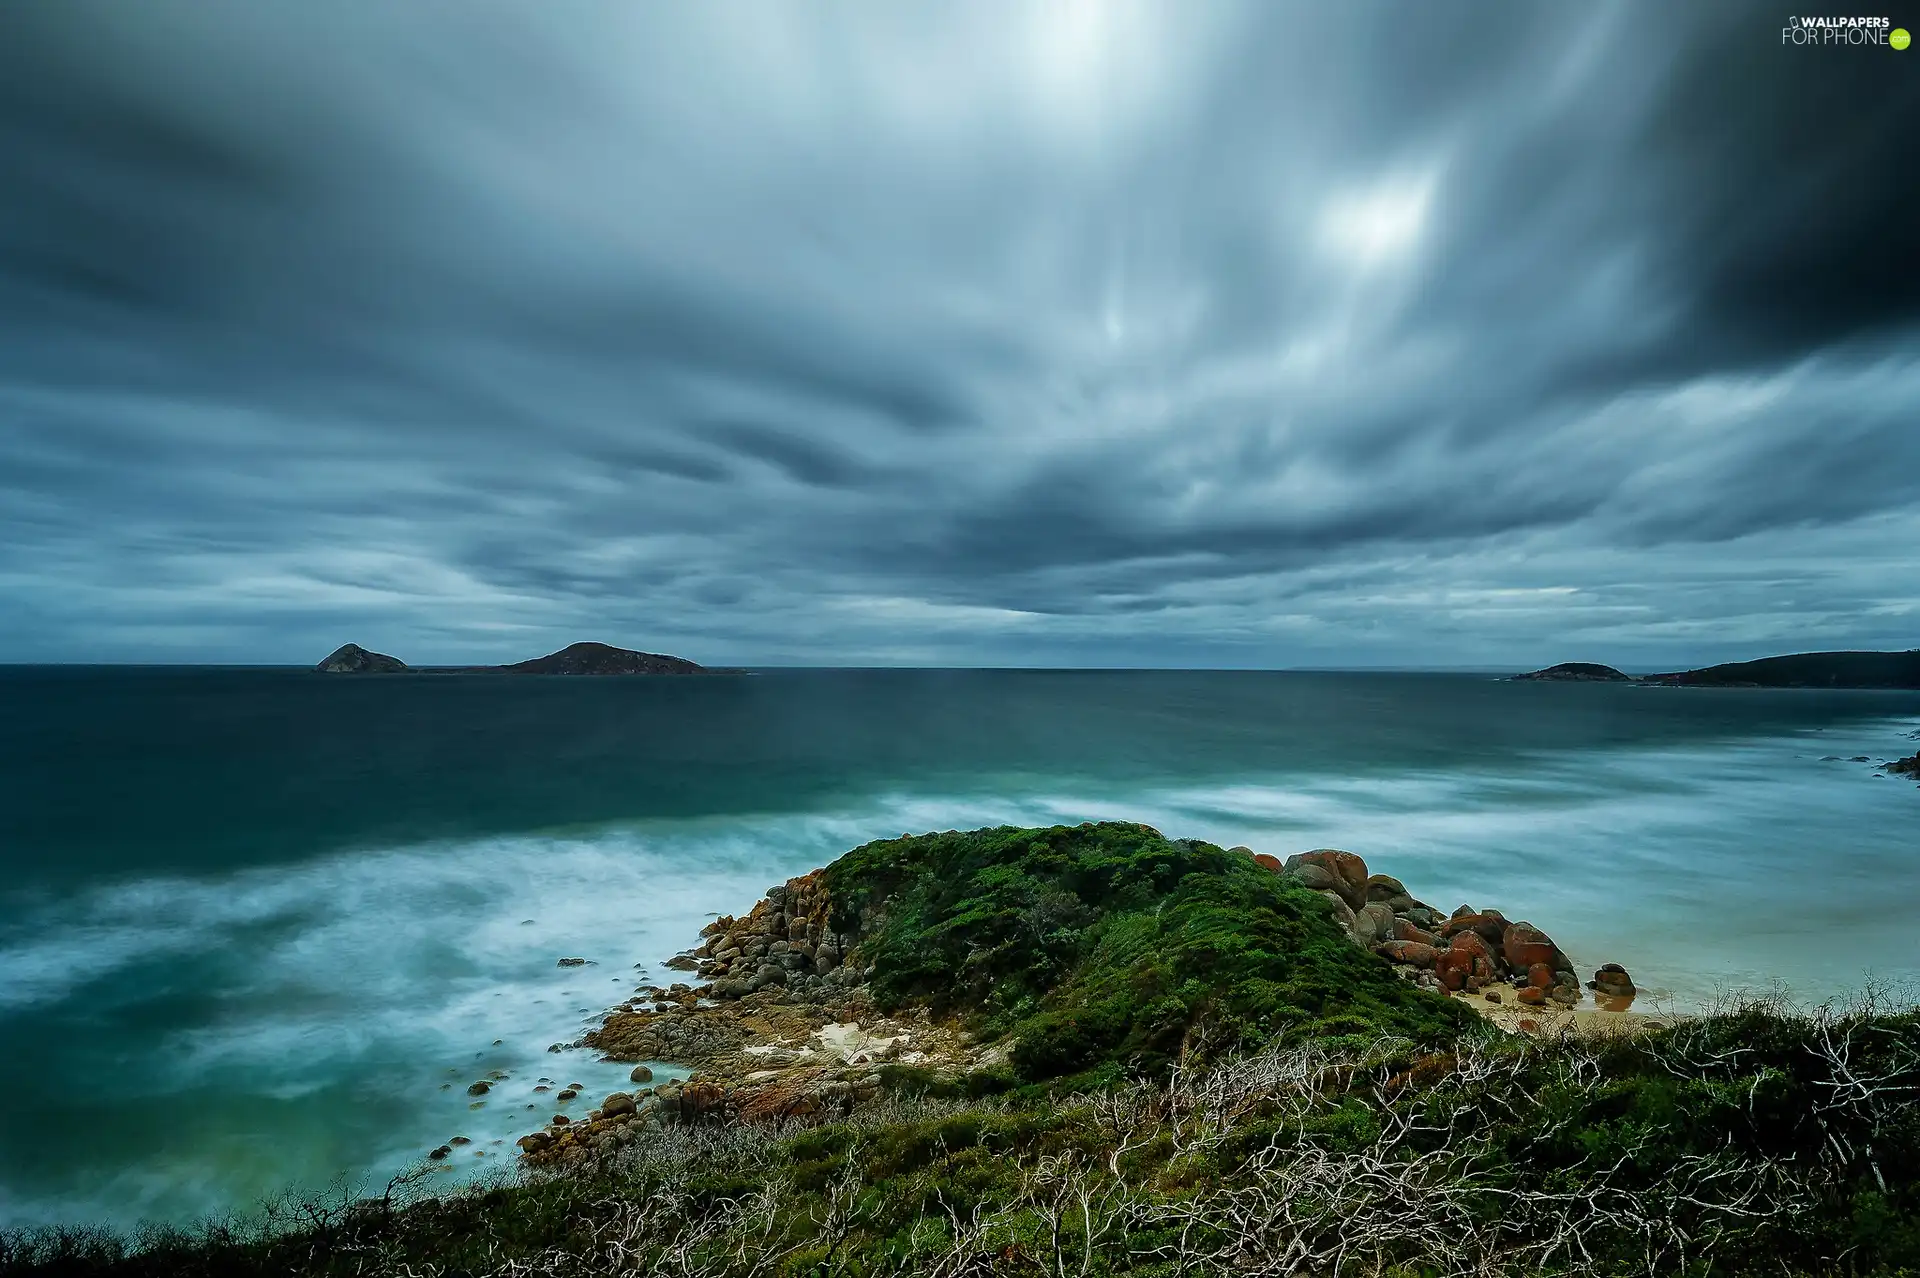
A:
<box><xmin>1782</xmin><ymin>15</ymin><xmax>1902</xmax><ymax>44</ymax></box>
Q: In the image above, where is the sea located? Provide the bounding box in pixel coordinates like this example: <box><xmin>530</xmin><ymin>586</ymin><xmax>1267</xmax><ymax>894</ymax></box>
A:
<box><xmin>1</xmin><ymin>666</ymin><xmax>1916</xmax><ymax>1229</ymax></box>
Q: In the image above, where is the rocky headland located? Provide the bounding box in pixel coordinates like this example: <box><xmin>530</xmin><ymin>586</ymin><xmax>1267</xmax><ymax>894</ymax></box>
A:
<box><xmin>507</xmin><ymin>824</ymin><xmax>1644</xmax><ymax>1169</ymax></box>
<box><xmin>1509</xmin><ymin>647</ymin><xmax>1920</xmax><ymax>689</ymax></box>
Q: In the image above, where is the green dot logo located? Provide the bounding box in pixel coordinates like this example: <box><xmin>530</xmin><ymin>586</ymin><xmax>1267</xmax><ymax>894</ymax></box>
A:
<box><xmin>1894</xmin><ymin>27</ymin><xmax>1912</xmax><ymax>49</ymax></box>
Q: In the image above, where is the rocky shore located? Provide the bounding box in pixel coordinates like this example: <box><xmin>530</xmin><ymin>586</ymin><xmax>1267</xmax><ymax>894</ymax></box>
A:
<box><xmin>506</xmin><ymin>842</ymin><xmax>1641</xmax><ymax>1168</ymax></box>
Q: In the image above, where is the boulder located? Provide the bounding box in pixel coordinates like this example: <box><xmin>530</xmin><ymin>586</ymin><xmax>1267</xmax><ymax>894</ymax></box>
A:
<box><xmin>516</xmin><ymin>1131</ymin><xmax>553</xmax><ymax>1155</ymax></box>
<box><xmin>466</xmin><ymin>1081</ymin><xmax>491</xmax><ymax>1096</ymax></box>
<box><xmin>1315</xmin><ymin>890</ymin><xmax>1357</xmax><ymax>934</ymax></box>
<box><xmin>1434</xmin><ymin>947</ymin><xmax>1474</xmax><ymax>992</ymax></box>
<box><xmin>681</xmin><ymin>1080</ymin><xmax>728</xmax><ymax>1118</ymax></box>
<box><xmin>1365</xmin><ymin>874</ymin><xmax>1409</xmax><ymax>903</ymax></box>
<box><xmin>557</xmin><ymin>957</ymin><xmax>588</xmax><ymax>967</ymax></box>
<box><xmin>1516</xmin><ymin>987</ymin><xmax>1547</xmax><ymax>1006</ymax></box>
<box><xmin>1352</xmin><ymin>902</ymin><xmax>1397</xmax><ymax>947</ymax></box>
<box><xmin>1590</xmin><ymin>964</ymin><xmax>1637</xmax><ymax>997</ymax></box>
<box><xmin>1501</xmin><ymin>922</ymin><xmax>1560</xmax><ymax>970</ymax></box>
<box><xmin>1447</xmin><ymin>929</ymin><xmax>1503</xmax><ymax>984</ymax></box>
<box><xmin>1251</xmin><ymin>853</ymin><xmax>1284</xmax><ymax>872</ymax></box>
<box><xmin>1526</xmin><ymin>962</ymin><xmax>1556</xmax><ymax>989</ymax></box>
<box><xmin>600</xmin><ymin>1092</ymin><xmax>638</xmax><ymax>1118</ymax></box>
<box><xmin>1376</xmin><ymin>940</ymin><xmax>1439</xmax><ymax>968</ymax></box>
<box><xmin>1287</xmin><ymin>863</ymin><xmax>1338</xmax><ymax>892</ymax></box>
<box><xmin>1283</xmin><ymin>849</ymin><xmax>1370</xmax><ymax>910</ymax></box>
<box><xmin>1441</xmin><ymin>913</ymin><xmax>1509</xmax><ymax>945</ymax></box>
<box><xmin>629</xmin><ymin>1064</ymin><xmax>654</xmax><ymax>1084</ymax></box>
<box><xmin>1392</xmin><ymin>918</ymin><xmax>1442</xmax><ymax>946</ymax></box>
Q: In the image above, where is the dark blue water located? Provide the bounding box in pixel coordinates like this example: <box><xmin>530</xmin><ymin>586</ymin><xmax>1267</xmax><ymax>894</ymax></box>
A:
<box><xmin>2</xmin><ymin>667</ymin><xmax>1917</xmax><ymax>1226</ymax></box>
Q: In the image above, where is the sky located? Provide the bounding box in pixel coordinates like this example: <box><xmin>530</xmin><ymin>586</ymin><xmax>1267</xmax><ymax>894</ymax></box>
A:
<box><xmin>1</xmin><ymin>2</ymin><xmax>1916</xmax><ymax>669</ymax></box>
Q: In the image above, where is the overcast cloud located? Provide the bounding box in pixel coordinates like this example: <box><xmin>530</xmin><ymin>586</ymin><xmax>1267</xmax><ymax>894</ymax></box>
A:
<box><xmin>1</xmin><ymin>1</ymin><xmax>1916</xmax><ymax>667</ymax></box>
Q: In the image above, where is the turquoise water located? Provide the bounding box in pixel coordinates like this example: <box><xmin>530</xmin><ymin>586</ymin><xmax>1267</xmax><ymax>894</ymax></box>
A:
<box><xmin>2</xmin><ymin>667</ymin><xmax>1917</xmax><ymax>1227</ymax></box>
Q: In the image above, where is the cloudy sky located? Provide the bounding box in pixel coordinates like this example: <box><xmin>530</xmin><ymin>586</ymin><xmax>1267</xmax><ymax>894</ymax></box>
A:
<box><xmin>1</xmin><ymin>1</ymin><xmax>1916</xmax><ymax>668</ymax></box>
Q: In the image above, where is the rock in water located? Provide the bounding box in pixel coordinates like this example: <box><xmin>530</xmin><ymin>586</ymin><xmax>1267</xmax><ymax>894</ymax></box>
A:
<box><xmin>1589</xmin><ymin>963</ymin><xmax>1637</xmax><ymax>998</ymax></box>
<box><xmin>315</xmin><ymin>643</ymin><xmax>408</xmax><ymax>673</ymax></box>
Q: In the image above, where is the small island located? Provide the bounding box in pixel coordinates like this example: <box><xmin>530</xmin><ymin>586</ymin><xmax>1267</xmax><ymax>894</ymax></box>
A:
<box><xmin>314</xmin><ymin>643</ymin><xmax>409</xmax><ymax>673</ymax></box>
<box><xmin>314</xmin><ymin>640</ymin><xmax>712</xmax><ymax>675</ymax></box>
<box><xmin>489</xmin><ymin>641</ymin><xmax>704</xmax><ymax>676</ymax></box>
<box><xmin>1509</xmin><ymin>662</ymin><xmax>1631</xmax><ymax>682</ymax></box>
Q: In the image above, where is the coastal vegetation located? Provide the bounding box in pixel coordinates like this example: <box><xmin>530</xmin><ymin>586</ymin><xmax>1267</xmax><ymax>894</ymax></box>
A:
<box><xmin>7</xmin><ymin>824</ymin><xmax>1920</xmax><ymax>1277</ymax></box>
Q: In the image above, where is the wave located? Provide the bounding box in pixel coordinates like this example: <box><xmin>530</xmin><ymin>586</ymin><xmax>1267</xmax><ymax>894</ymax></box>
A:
<box><xmin>1</xmin><ymin>713</ymin><xmax>1915</xmax><ymax>1226</ymax></box>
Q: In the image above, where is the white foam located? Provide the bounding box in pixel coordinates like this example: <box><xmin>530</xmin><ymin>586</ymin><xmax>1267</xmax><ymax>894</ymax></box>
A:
<box><xmin>2</xmin><ymin>711</ymin><xmax>1916</xmax><ymax>1225</ymax></box>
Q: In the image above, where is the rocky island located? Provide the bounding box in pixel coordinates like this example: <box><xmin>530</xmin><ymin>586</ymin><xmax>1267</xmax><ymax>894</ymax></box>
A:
<box><xmin>487</xmin><ymin>640</ymin><xmax>705</xmax><ymax>676</ymax></box>
<box><xmin>1509</xmin><ymin>661</ymin><xmax>1631</xmax><ymax>681</ymax></box>
<box><xmin>314</xmin><ymin>640</ymin><xmax>713</xmax><ymax>675</ymax></box>
<box><xmin>314</xmin><ymin>642</ymin><xmax>409</xmax><ymax>673</ymax></box>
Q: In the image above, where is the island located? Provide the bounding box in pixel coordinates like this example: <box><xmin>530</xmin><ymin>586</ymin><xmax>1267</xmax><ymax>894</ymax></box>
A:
<box><xmin>488</xmin><ymin>640</ymin><xmax>705</xmax><ymax>676</ymax></box>
<box><xmin>314</xmin><ymin>642</ymin><xmax>408</xmax><ymax>673</ymax></box>
<box><xmin>1509</xmin><ymin>661</ymin><xmax>1631</xmax><ymax>682</ymax></box>
<box><xmin>314</xmin><ymin>640</ymin><xmax>713</xmax><ymax>675</ymax></box>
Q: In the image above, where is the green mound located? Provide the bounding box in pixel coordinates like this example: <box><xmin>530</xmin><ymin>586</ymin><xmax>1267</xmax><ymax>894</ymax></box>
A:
<box><xmin>822</xmin><ymin>821</ymin><xmax>1473</xmax><ymax>1080</ymax></box>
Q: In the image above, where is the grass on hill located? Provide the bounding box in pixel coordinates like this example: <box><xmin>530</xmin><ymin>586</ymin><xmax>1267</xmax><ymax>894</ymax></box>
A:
<box><xmin>821</xmin><ymin>821</ymin><xmax>1474</xmax><ymax>1082</ymax></box>
<box><xmin>8</xmin><ymin>997</ymin><xmax>1919</xmax><ymax>1277</ymax></box>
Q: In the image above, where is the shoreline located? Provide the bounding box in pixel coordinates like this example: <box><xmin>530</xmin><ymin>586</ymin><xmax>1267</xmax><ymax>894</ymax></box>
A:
<box><xmin>501</xmin><ymin>833</ymin><xmax>1659</xmax><ymax>1167</ymax></box>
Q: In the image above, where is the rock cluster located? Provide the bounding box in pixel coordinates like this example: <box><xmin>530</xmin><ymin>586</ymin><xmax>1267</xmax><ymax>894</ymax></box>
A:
<box><xmin>1888</xmin><ymin>752</ymin><xmax>1920</xmax><ymax>780</ymax></box>
<box><xmin>1269</xmin><ymin>849</ymin><xmax>1592</xmax><ymax>1007</ymax></box>
<box><xmin>690</xmin><ymin>870</ymin><xmax>866</xmax><ymax>1002</ymax></box>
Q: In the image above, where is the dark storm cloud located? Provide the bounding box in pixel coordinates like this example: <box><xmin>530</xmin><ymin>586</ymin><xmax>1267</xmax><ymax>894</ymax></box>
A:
<box><xmin>0</xmin><ymin>0</ymin><xmax>1916</xmax><ymax>667</ymax></box>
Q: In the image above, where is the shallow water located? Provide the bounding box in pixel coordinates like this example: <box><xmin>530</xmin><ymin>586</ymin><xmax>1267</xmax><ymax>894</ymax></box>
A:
<box><xmin>1</xmin><ymin>667</ymin><xmax>1916</xmax><ymax>1227</ymax></box>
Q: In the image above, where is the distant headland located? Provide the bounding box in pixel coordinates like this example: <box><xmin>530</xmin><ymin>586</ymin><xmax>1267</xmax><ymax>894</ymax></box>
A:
<box><xmin>314</xmin><ymin>640</ymin><xmax>717</xmax><ymax>675</ymax></box>
<box><xmin>1511</xmin><ymin>648</ymin><xmax>1920</xmax><ymax>689</ymax></box>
